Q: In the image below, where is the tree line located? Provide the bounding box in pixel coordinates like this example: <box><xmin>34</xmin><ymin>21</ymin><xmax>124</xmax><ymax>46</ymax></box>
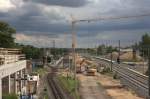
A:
<box><xmin>1</xmin><ymin>21</ymin><xmax>150</xmax><ymax>59</ymax></box>
<box><xmin>0</xmin><ymin>21</ymin><xmax>68</xmax><ymax>60</ymax></box>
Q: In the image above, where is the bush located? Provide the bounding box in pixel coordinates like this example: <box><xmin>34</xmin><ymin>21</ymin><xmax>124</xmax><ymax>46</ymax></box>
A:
<box><xmin>58</xmin><ymin>75</ymin><xmax>80</xmax><ymax>99</ymax></box>
<box><xmin>101</xmin><ymin>67</ymin><xmax>111</xmax><ymax>74</ymax></box>
<box><xmin>113</xmin><ymin>72</ymin><xmax>118</xmax><ymax>79</ymax></box>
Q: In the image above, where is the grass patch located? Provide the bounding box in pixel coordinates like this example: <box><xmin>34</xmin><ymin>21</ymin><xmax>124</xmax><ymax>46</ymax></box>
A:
<box><xmin>100</xmin><ymin>67</ymin><xmax>111</xmax><ymax>74</ymax></box>
<box><xmin>100</xmin><ymin>67</ymin><xmax>119</xmax><ymax>79</ymax></box>
<box><xmin>44</xmin><ymin>90</ymin><xmax>49</xmax><ymax>99</ymax></box>
<box><xmin>2</xmin><ymin>93</ymin><xmax>18</xmax><ymax>99</ymax></box>
<box><xmin>58</xmin><ymin>75</ymin><xmax>80</xmax><ymax>99</ymax></box>
<box><xmin>44</xmin><ymin>94</ymin><xmax>49</xmax><ymax>99</ymax></box>
<box><xmin>33</xmin><ymin>67</ymin><xmax>47</xmax><ymax>76</ymax></box>
<box><xmin>100</xmin><ymin>67</ymin><xmax>113</xmax><ymax>76</ymax></box>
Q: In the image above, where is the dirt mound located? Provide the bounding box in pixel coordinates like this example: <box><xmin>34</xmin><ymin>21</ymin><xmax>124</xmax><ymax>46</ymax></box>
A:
<box><xmin>120</xmin><ymin>52</ymin><xmax>142</xmax><ymax>61</ymax></box>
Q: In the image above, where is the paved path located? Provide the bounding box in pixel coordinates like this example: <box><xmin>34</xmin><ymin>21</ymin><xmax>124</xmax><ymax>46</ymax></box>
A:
<box><xmin>78</xmin><ymin>74</ymin><xmax>111</xmax><ymax>99</ymax></box>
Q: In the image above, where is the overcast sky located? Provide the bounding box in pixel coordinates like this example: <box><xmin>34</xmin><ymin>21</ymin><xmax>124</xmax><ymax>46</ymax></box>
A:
<box><xmin>0</xmin><ymin>0</ymin><xmax>150</xmax><ymax>48</ymax></box>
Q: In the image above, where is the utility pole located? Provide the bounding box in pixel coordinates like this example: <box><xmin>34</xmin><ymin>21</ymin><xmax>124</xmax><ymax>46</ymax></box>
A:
<box><xmin>43</xmin><ymin>48</ymin><xmax>47</xmax><ymax>66</ymax></box>
<box><xmin>53</xmin><ymin>40</ymin><xmax>55</xmax><ymax>57</ymax></box>
<box><xmin>110</xmin><ymin>51</ymin><xmax>113</xmax><ymax>71</ymax></box>
<box><xmin>117</xmin><ymin>40</ymin><xmax>121</xmax><ymax>64</ymax></box>
<box><xmin>52</xmin><ymin>40</ymin><xmax>56</xmax><ymax>64</ymax></box>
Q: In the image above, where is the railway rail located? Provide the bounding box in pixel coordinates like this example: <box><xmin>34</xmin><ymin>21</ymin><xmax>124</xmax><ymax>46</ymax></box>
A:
<box><xmin>94</xmin><ymin>56</ymin><xmax>149</xmax><ymax>98</ymax></box>
<box><xmin>47</xmin><ymin>68</ymin><xmax>64</xmax><ymax>99</ymax></box>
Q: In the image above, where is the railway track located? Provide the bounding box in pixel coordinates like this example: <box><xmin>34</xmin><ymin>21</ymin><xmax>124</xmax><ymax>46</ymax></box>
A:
<box><xmin>93</xmin><ymin>56</ymin><xmax>149</xmax><ymax>98</ymax></box>
<box><xmin>47</xmin><ymin>68</ymin><xmax>64</xmax><ymax>99</ymax></box>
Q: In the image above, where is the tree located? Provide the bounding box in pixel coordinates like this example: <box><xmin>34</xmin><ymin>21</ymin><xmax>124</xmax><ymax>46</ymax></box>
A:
<box><xmin>0</xmin><ymin>21</ymin><xmax>16</xmax><ymax>48</ymax></box>
<box><xmin>139</xmin><ymin>33</ymin><xmax>150</xmax><ymax>58</ymax></box>
<box><xmin>21</xmin><ymin>45</ymin><xmax>42</xmax><ymax>59</ymax></box>
<box><xmin>106</xmin><ymin>46</ymin><xmax>117</xmax><ymax>53</ymax></box>
<box><xmin>97</xmin><ymin>45</ymin><xmax>106</xmax><ymax>55</ymax></box>
<box><xmin>138</xmin><ymin>33</ymin><xmax>150</xmax><ymax>75</ymax></box>
<box><xmin>140</xmin><ymin>33</ymin><xmax>150</xmax><ymax>45</ymax></box>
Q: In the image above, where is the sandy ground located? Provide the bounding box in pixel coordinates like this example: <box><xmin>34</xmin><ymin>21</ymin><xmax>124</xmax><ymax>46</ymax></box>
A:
<box><xmin>96</xmin><ymin>73</ymin><xmax>144</xmax><ymax>99</ymax></box>
<box><xmin>78</xmin><ymin>74</ymin><xmax>111</xmax><ymax>99</ymax></box>
<box><xmin>78</xmin><ymin>72</ymin><xmax>144</xmax><ymax>99</ymax></box>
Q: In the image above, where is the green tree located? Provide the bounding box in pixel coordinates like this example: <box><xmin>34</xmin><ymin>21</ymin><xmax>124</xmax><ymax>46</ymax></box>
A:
<box><xmin>97</xmin><ymin>45</ymin><xmax>106</xmax><ymax>55</ymax></box>
<box><xmin>21</xmin><ymin>45</ymin><xmax>42</xmax><ymax>59</ymax></box>
<box><xmin>139</xmin><ymin>33</ymin><xmax>150</xmax><ymax>58</ymax></box>
<box><xmin>138</xmin><ymin>33</ymin><xmax>150</xmax><ymax>75</ymax></box>
<box><xmin>0</xmin><ymin>21</ymin><xmax>16</xmax><ymax>48</ymax></box>
<box><xmin>140</xmin><ymin>33</ymin><xmax>150</xmax><ymax>45</ymax></box>
<box><xmin>106</xmin><ymin>46</ymin><xmax>117</xmax><ymax>53</ymax></box>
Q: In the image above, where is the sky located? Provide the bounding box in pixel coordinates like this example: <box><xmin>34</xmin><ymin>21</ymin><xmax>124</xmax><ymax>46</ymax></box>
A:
<box><xmin>0</xmin><ymin>0</ymin><xmax>150</xmax><ymax>48</ymax></box>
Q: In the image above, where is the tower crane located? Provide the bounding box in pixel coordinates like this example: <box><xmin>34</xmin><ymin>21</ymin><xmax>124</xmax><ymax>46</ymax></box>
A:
<box><xmin>70</xmin><ymin>13</ymin><xmax>150</xmax><ymax>97</ymax></box>
<box><xmin>72</xmin><ymin>13</ymin><xmax>150</xmax><ymax>23</ymax></box>
<box><xmin>70</xmin><ymin>12</ymin><xmax>150</xmax><ymax>68</ymax></box>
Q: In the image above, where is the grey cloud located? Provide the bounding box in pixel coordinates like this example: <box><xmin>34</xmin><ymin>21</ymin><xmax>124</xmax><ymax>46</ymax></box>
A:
<box><xmin>23</xmin><ymin>0</ymin><xmax>89</xmax><ymax>7</ymax></box>
<box><xmin>77</xmin><ymin>30</ymin><xmax>150</xmax><ymax>48</ymax></box>
<box><xmin>0</xmin><ymin>3</ymin><xmax>68</xmax><ymax>35</ymax></box>
<box><xmin>1</xmin><ymin>0</ymin><xmax>150</xmax><ymax>47</ymax></box>
<box><xmin>75</xmin><ymin>16</ymin><xmax>150</xmax><ymax>37</ymax></box>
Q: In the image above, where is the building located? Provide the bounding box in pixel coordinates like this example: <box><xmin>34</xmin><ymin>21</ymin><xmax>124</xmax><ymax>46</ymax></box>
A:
<box><xmin>27</xmin><ymin>74</ymin><xmax>39</xmax><ymax>95</ymax></box>
<box><xmin>0</xmin><ymin>48</ymin><xmax>27</xmax><ymax>99</ymax></box>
